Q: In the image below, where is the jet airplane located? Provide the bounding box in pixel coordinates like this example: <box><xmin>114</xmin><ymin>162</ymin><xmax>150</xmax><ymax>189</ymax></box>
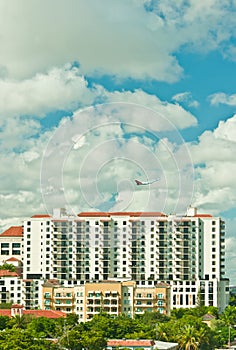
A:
<box><xmin>135</xmin><ymin>178</ymin><xmax>160</xmax><ymax>186</ymax></box>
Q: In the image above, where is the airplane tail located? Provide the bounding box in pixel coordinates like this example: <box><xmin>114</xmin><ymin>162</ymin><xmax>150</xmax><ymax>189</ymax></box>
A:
<box><xmin>135</xmin><ymin>180</ymin><xmax>142</xmax><ymax>185</ymax></box>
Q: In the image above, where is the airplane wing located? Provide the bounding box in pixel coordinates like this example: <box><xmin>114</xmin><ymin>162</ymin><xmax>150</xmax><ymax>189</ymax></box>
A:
<box><xmin>149</xmin><ymin>178</ymin><xmax>160</xmax><ymax>184</ymax></box>
<box><xmin>135</xmin><ymin>178</ymin><xmax>160</xmax><ymax>186</ymax></box>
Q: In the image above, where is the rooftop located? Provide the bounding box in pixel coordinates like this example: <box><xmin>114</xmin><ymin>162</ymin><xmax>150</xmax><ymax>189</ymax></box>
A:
<box><xmin>6</xmin><ymin>257</ymin><xmax>21</xmax><ymax>262</ymax></box>
<box><xmin>107</xmin><ymin>339</ymin><xmax>155</xmax><ymax>347</ymax></box>
<box><xmin>0</xmin><ymin>307</ymin><xmax>66</xmax><ymax>319</ymax></box>
<box><xmin>31</xmin><ymin>214</ymin><xmax>51</xmax><ymax>218</ymax></box>
<box><xmin>78</xmin><ymin>211</ymin><xmax>166</xmax><ymax>217</ymax></box>
<box><xmin>0</xmin><ymin>226</ymin><xmax>23</xmax><ymax>237</ymax></box>
<box><xmin>0</xmin><ymin>270</ymin><xmax>19</xmax><ymax>277</ymax></box>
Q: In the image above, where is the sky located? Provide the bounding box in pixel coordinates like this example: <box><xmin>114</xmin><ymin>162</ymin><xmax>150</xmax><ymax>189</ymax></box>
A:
<box><xmin>0</xmin><ymin>0</ymin><xmax>236</xmax><ymax>283</ymax></box>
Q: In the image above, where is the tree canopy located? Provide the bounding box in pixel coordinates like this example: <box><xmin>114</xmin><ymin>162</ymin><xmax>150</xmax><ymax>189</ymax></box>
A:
<box><xmin>0</xmin><ymin>306</ymin><xmax>234</xmax><ymax>349</ymax></box>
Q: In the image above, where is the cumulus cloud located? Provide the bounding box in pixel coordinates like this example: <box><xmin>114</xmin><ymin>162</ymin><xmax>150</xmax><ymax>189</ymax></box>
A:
<box><xmin>0</xmin><ymin>63</ymin><xmax>198</xmax><ymax>130</ymax></box>
<box><xmin>190</xmin><ymin>114</ymin><xmax>236</xmax><ymax>213</ymax></box>
<box><xmin>40</xmin><ymin>103</ymin><xmax>194</xmax><ymax>216</ymax></box>
<box><xmin>0</xmin><ymin>0</ymin><xmax>235</xmax><ymax>82</ymax></box>
<box><xmin>104</xmin><ymin>89</ymin><xmax>198</xmax><ymax>129</ymax></box>
<box><xmin>0</xmin><ymin>97</ymin><xmax>196</xmax><ymax>231</ymax></box>
<box><xmin>209</xmin><ymin>92</ymin><xmax>236</xmax><ymax>106</ymax></box>
<box><xmin>172</xmin><ymin>91</ymin><xmax>199</xmax><ymax>108</ymax></box>
<box><xmin>0</xmin><ymin>64</ymin><xmax>95</xmax><ymax>118</ymax></box>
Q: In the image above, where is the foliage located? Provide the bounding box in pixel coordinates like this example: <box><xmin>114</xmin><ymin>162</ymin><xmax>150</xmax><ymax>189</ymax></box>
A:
<box><xmin>0</xmin><ymin>302</ymin><xmax>12</xmax><ymax>309</ymax></box>
<box><xmin>0</xmin><ymin>328</ymin><xmax>59</xmax><ymax>349</ymax></box>
<box><xmin>229</xmin><ymin>293</ymin><xmax>236</xmax><ymax>306</ymax></box>
<box><xmin>0</xmin><ymin>263</ymin><xmax>16</xmax><ymax>272</ymax></box>
<box><xmin>0</xmin><ymin>316</ymin><xmax>10</xmax><ymax>330</ymax></box>
<box><xmin>0</xmin><ymin>305</ymin><xmax>233</xmax><ymax>349</ymax></box>
<box><xmin>8</xmin><ymin>314</ymin><xmax>34</xmax><ymax>329</ymax></box>
<box><xmin>26</xmin><ymin>316</ymin><xmax>57</xmax><ymax>338</ymax></box>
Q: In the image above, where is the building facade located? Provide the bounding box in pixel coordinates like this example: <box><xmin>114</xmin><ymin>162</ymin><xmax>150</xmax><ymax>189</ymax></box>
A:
<box><xmin>41</xmin><ymin>280</ymin><xmax>171</xmax><ymax>321</ymax></box>
<box><xmin>0</xmin><ymin>206</ymin><xmax>229</xmax><ymax>313</ymax></box>
<box><xmin>0</xmin><ymin>226</ymin><xmax>23</xmax><ymax>264</ymax></box>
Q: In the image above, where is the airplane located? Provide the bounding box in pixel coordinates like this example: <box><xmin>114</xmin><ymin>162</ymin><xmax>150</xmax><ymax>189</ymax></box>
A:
<box><xmin>135</xmin><ymin>178</ymin><xmax>160</xmax><ymax>186</ymax></box>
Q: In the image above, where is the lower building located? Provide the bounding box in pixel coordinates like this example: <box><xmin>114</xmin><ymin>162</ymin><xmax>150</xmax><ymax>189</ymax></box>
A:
<box><xmin>107</xmin><ymin>339</ymin><xmax>155</xmax><ymax>350</ymax></box>
<box><xmin>0</xmin><ymin>269</ymin><xmax>22</xmax><ymax>305</ymax></box>
<box><xmin>0</xmin><ymin>303</ymin><xmax>66</xmax><ymax>318</ymax></box>
<box><xmin>41</xmin><ymin>280</ymin><xmax>171</xmax><ymax>321</ymax></box>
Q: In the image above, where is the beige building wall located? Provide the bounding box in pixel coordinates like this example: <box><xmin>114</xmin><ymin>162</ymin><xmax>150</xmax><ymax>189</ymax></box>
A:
<box><xmin>42</xmin><ymin>281</ymin><xmax>171</xmax><ymax>320</ymax></box>
<box><xmin>42</xmin><ymin>283</ymin><xmax>74</xmax><ymax>313</ymax></box>
<box><xmin>84</xmin><ymin>282</ymin><xmax>122</xmax><ymax>320</ymax></box>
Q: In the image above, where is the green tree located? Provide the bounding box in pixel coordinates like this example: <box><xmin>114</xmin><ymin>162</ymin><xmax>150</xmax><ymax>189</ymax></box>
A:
<box><xmin>8</xmin><ymin>314</ymin><xmax>33</xmax><ymax>329</ymax></box>
<box><xmin>65</xmin><ymin>312</ymin><xmax>79</xmax><ymax>327</ymax></box>
<box><xmin>59</xmin><ymin>328</ymin><xmax>83</xmax><ymax>350</ymax></box>
<box><xmin>0</xmin><ymin>263</ymin><xmax>16</xmax><ymax>272</ymax></box>
<box><xmin>81</xmin><ymin>330</ymin><xmax>106</xmax><ymax>350</ymax></box>
<box><xmin>219</xmin><ymin>306</ymin><xmax>236</xmax><ymax>346</ymax></box>
<box><xmin>0</xmin><ymin>315</ymin><xmax>10</xmax><ymax>330</ymax></box>
<box><xmin>0</xmin><ymin>328</ymin><xmax>59</xmax><ymax>349</ymax></box>
<box><xmin>177</xmin><ymin>325</ymin><xmax>199</xmax><ymax>350</ymax></box>
<box><xmin>0</xmin><ymin>302</ymin><xmax>12</xmax><ymax>309</ymax></box>
<box><xmin>26</xmin><ymin>316</ymin><xmax>57</xmax><ymax>338</ymax></box>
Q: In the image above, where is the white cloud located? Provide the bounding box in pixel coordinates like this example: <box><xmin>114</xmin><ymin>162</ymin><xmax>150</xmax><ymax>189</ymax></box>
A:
<box><xmin>40</xmin><ymin>104</ymin><xmax>194</xmax><ymax>216</ymax></box>
<box><xmin>172</xmin><ymin>91</ymin><xmax>199</xmax><ymax>108</ymax></box>
<box><xmin>0</xmin><ymin>64</ymin><xmax>95</xmax><ymax>118</ymax></box>
<box><xmin>223</xmin><ymin>44</ymin><xmax>236</xmax><ymax>62</ymax></box>
<box><xmin>0</xmin><ymin>98</ymin><xmax>195</xmax><ymax>233</ymax></box>
<box><xmin>0</xmin><ymin>0</ymin><xmax>235</xmax><ymax>82</ymax></box>
<box><xmin>0</xmin><ymin>64</ymin><xmax>197</xmax><ymax>132</ymax></box>
<box><xmin>190</xmin><ymin>114</ymin><xmax>236</xmax><ymax>213</ymax></box>
<box><xmin>105</xmin><ymin>89</ymin><xmax>198</xmax><ymax>129</ymax></box>
<box><xmin>209</xmin><ymin>92</ymin><xmax>236</xmax><ymax>106</ymax></box>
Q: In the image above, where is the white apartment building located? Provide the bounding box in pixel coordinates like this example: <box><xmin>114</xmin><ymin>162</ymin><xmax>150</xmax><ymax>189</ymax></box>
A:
<box><xmin>0</xmin><ymin>270</ymin><xmax>22</xmax><ymax>305</ymax></box>
<box><xmin>0</xmin><ymin>226</ymin><xmax>23</xmax><ymax>264</ymax></box>
<box><xmin>22</xmin><ymin>207</ymin><xmax>229</xmax><ymax>312</ymax></box>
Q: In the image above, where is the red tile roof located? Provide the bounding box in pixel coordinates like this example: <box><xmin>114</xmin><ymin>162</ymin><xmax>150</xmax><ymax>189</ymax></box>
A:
<box><xmin>1</xmin><ymin>226</ymin><xmax>23</xmax><ymax>237</ymax></box>
<box><xmin>155</xmin><ymin>282</ymin><xmax>170</xmax><ymax>288</ymax></box>
<box><xmin>6</xmin><ymin>257</ymin><xmax>20</xmax><ymax>262</ymax></box>
<box><xmin>78</xmin><ymin>212</ymin><xmax>110</xmax><ymax>217</ymax></box>
<box><xmin>107</xmin><ymin>339</ymin><xmax>155</xmax><ymax>347</ymax></box>
<box><xmin>194</xmin><ymin>214</ymin><xmax>212</xmax><ymax>218</ymax></box>
<box><xmin>0</xmin><ymin>310</ymin><xmax>10</xmax><ymax>316</ymax></box>
<box><xmin>25</xmin><ymin>310</ymin><xmax>66</xmax><ymax>318</ymax></box>
<box><xmin>31</xmin><ymin>214</ymin><xmax>51</xmax><ymax>218</ymax></box>
<box><xmin>78</xmin><ymin>211</ymin><xmax>166</xmax><ymax>217</ymax></box>
<box><xmin>0</xmin><ymin>270</ymin><xmax>18</xmax><ymax>277</ymax></box>
<box><xmin>0</xmin><ymin>309</ymin><xmax>66</xmax><ymax>319</ymax></box>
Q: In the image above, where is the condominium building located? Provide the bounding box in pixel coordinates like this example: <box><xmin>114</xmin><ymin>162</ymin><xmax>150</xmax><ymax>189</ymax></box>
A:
<box><xmin>0</xmin><ymin>270</ymin><xmax>22</xmax><ymax>304</ymax></box>
<box><xmin>41</xmin><ymin>280</ymin><xmax>171</xmax><ymax>321</ymax></box>
<box><xmin>0</xmin><ymin>226</ymin><xmax>23</xmax><ymax>264</ymax></box>
<box><xmin>18</xmin><ymin>206</ymin><xmax>228</xmax><ymax>312</ymax></box>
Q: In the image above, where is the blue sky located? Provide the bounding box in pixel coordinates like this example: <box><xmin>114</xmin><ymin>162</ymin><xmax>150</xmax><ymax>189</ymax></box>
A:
<box><xmin>0</xmin><ymin>0</ymin><xmax>236</xmax><ymax>283</ymax></box>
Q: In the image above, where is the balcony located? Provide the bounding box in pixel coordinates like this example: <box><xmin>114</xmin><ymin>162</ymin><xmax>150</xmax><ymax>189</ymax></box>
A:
<box><xmin>55</xmin><ymin>302</ymin><xmax>73</xmax><ymax>307</ymax></box>
<box><xmin>55</xmin><ymin>294</ymin><xmax>73</xmax><ymax>299</ymax></box>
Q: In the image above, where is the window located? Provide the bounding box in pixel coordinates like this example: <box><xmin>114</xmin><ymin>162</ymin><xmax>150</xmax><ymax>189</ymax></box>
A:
<box><xmin>1</xmin><ymin>243</ymin><xmax>9</xmax><ymax>248</ymax></box>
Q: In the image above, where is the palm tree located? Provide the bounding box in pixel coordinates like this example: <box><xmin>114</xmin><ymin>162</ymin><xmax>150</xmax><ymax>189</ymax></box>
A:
<box><xmin>178</xmin><ymin>325</ymin><xmax>199</xmax><ymax>350</ymax></box>
<box><xmin>220</xmin><ymin>305</ymin><xmax>236</xmax><ymax>346</ymax></box>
